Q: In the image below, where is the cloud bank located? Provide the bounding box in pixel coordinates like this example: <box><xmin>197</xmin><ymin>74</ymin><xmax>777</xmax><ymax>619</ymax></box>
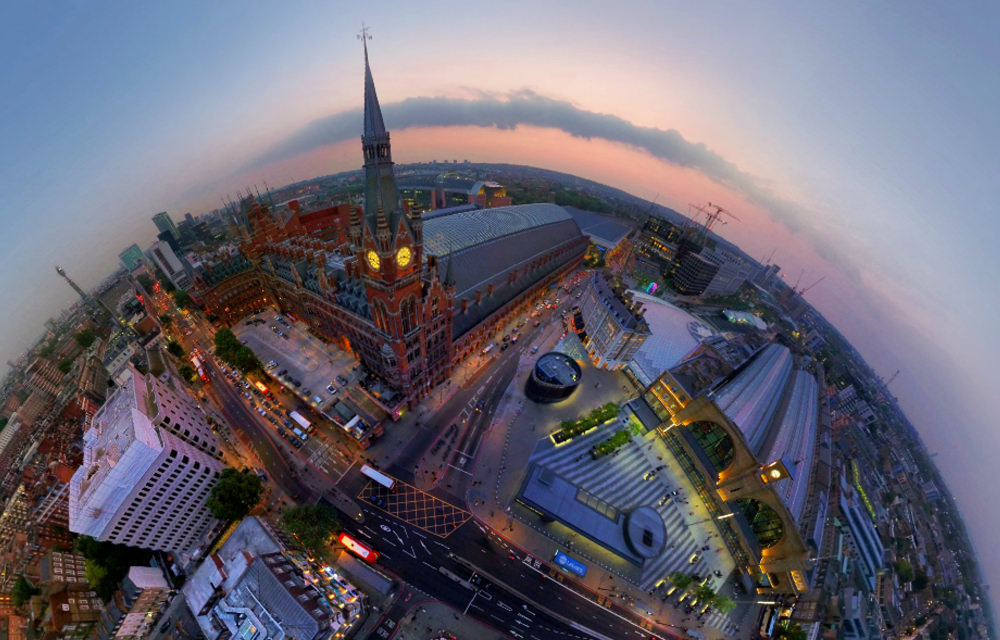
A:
<box><xmin>243</xmin><ymin>89</ymin><xmax>857</xmax><ymax>279</ymax></box>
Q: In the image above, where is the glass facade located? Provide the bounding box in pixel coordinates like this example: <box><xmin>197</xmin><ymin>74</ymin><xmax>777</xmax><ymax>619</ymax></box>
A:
<box><xmin>736</xmin><ymin>498</ymin><xmax>784</xmax><ymax>549</ymax></box>
<box><xmin>688</xmin><ymin>421</ymin><xmax>736</xmax><ymax>473</ymax></box>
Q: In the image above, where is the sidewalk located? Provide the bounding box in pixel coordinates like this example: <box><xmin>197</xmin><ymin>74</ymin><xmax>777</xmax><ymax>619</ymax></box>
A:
<box><xmin>459</xmin><ymin>336</ymin><xmax>740</xmax><ymax>640</ymax></box>
<box><xmin>391</xmin><ymin>600</ymin><xmax>506</xmax><ymax>640</ymax></box>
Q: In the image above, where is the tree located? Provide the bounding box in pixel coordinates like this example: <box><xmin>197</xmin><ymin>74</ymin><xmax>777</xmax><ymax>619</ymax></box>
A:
<box><xmin>207</xmin><ymin>468</ymin><xmax>264</xmax><ymax>521</ymax></box>
<box><xmin>158</xmin><ymin>313</ymin><xmax>173</xmax><ymax>328</ymax></box>
<box><xmin>214</xmin><ymin>328</ymin><xmax>262</xmax><ymax>373</ymax></box>
<box><xmin>166</xmin><ymin>340</ymin><xmax>184</xmax><ymax>358</ymax></box>
<box><xmin>895</xmin><ymin>559</ymin><xmax>915</xmax><ymax>583</ymax></box>
<box><xmin>281</xmin><ymin>505</ymin><xmax>340</xmax><ymax>557</ymax></box>
<box><xmin>773</xmin><ymin>621</ymin><xmax>807</xmax><ymax>640</ymax></box>
<box><xmin>84</xmin><ymin>560</ymin><xmax>108</xmax><ymax>589</ymax></box>
<box><xmin>712</xmin><ymin>594</ymin><xmax>736</xmax><ymax>614</ymax></box>
<box><xmin>11</xmin><ymin>576</ymin><xmax>40</xmax><ymax>606</ymax></box>
<box><xmin>173</xmin><ymin>289</ymin><xmax>193</xmax><ymax>309</ymax></box>
<box><xmin>74</xmin><ymin>328</ymin><xmax>96</xmax><ymax>348</ymax></box>
<box><xmin>57</xmin><ymin>358</ymin><xmax>74</xmax><ymax>374</ymax></box>
<box><xmin>178</xmin><ymin>364</ymin><xmax>196</xmax><ymax>382</ymax></box>
<box><xmin>233</xmin><ymin>345</ymin><xmax>263</xmax><ymax>373</ymax></box>
<box><xmin>692</xmin><ymin>583</ymin><xmax>716</xmax><ymax>604</ymax></box>
<box><xmin>668</xmin><ymin>571</ymin><xmax>694</xmax><ymax>591</ymax></box>
<box><xmin>74</xmin><ymin>536</ymin><xmax>152</xmax><ymax>600</ymax></box>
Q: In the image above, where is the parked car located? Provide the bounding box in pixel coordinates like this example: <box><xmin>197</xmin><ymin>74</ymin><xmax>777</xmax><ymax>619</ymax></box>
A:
<box><xmin>326</xmin><ymin>385</ymin><xmax>337</xmax><ymax>394</ymax></box>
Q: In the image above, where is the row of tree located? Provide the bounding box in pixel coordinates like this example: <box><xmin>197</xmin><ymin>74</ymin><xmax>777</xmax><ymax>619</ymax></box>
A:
<box><xmin>214</xmin><ymin>328</ymin><xmax>263</xmax><ymax>374</ymax></box>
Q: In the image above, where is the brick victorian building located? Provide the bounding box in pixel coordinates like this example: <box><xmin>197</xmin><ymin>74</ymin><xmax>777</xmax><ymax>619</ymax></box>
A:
<box><xmin>192</xmin><ymin>41</ymin><xmax>588</xmax><ymax>410</ymax></box>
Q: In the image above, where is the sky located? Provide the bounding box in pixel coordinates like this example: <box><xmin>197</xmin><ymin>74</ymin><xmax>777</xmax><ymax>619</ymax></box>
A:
<box><xmin>3</xmin><ymin>0</ymin><xmax>1000</xmax><ymax>607</ymax></box>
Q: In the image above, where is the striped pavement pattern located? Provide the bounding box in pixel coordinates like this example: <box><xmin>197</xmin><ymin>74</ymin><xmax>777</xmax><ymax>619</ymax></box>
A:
<box><xmin>529</xmin><ymin>424</ymin><xmax>740</xmax><ymax>635</ymax></box>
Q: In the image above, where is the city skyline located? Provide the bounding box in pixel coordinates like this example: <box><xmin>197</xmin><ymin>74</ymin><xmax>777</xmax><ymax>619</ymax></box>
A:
<box><xmin>3</xmin><ymin>0</ymin><xmax>999</xmax><ymax>612</ymax></box>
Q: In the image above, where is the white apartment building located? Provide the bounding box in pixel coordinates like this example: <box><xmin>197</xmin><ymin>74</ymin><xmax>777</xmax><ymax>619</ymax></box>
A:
<box><xmin>147</xmin><ymin>240</ymin><xmax>192</xmax><ymax>290</ymax></box>
<box><xmin>69</xmin><ymin>366</ymin><xmax>224</xmax><ymax>552</ymax></box>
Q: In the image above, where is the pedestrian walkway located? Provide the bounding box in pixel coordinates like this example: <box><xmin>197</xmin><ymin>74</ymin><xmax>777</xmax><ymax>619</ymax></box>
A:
<box><xmin>391</xmin><ymin>600</ymin><xmax>504</xmax><ymax>640</ymax></box>
<box><xmin>462</xmin><ymin>347</ymin><xmax>744</xmax><ymax>639</ymax></box>
<box><xmin>527</xmin><ymin>426</ymin><xmax>736</xmax><ymax>593</ymax></box>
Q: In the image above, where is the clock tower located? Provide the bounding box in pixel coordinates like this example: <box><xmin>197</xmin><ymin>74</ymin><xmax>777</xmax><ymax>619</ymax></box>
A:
<box><xmin>350</xmin><ymin>31</ymin><xmax>428</xmax><ymax>399</ymax></box>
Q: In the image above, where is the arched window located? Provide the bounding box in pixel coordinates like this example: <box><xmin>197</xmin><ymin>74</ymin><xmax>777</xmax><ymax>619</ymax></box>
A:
<box><xmin>688</xmin><ymin>421</ymin><xmax>735</xmax><ymax>474</ymax></box>
<box><xmin>372</xmin><ymin>300</ymin><xmax>389</xmax><ymax>333</ymax></box>
<box><xmin>401</xmin><ymin>297</ymin><xmax>418</xmax><ymax>333</ymax></box>
<box><xmin>735</xmin><ymin>499</ymin><xmax>784</xmax><ymax>549</ymax></box>
<box><xmin>431</xmin><ymin>296</ymin><xmax>440</xmax><ymax>317</ymax></box>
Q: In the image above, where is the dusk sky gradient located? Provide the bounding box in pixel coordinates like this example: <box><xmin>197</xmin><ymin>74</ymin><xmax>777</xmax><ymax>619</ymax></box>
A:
<box><xmin>2</xmin><ymin>0</ymin><xmax>999</xmax><ymax>603</ymax></box>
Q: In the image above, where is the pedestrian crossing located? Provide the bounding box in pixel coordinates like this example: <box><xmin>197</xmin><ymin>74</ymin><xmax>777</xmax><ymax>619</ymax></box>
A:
<box><xmin>529</xmin><ymin>423</ymin><xmax>739</xmax><ymax>634</ymax></box>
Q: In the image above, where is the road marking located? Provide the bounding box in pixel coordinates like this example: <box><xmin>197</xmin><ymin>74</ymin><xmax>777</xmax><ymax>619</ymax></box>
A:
<box><xmin>448</xmin><ymin>464</ymin><xmax>473</xmax><ymax>476</ymax></box>
<box><xmin>421</xmin><ymin>561</ymin><xmax>437</xmax><ymax>570</ymax></box>
<box><xmin>419</xmin><ymin>540</ymin><xmax>430</xmax><ymax>554</ymax></box>
<box><xmin>463</xmin><ymin>591</ymin><xmax>478</xmax><ymax>615</ymax></box>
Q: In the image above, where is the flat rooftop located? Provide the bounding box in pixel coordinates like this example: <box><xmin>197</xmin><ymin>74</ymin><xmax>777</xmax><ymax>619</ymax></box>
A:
<box><xmin>534</xmin><ymin>353</ymin><xmax>582</xmax><ymax>386</ymax></box>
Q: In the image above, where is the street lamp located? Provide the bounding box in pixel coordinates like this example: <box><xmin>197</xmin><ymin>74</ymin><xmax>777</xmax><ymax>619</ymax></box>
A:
<box><xmin>689</xmin><ymin>512</ymin><xmax>735</xmax><ymax>526</ymax></box>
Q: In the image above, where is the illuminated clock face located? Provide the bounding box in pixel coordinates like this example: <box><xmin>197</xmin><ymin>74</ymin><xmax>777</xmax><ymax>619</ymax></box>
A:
<box><xmin>366</xmin><ymin>250</ymin><xmax>380</xmax><ymax>271</ymax></box>
<box><xmin>397</xmin><ymin>246</ymin><xmax>412</xmax><ymax>268</ymax></box>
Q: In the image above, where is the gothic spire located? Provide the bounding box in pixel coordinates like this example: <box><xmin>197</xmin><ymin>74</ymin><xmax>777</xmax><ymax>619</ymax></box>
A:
<box><xmin>362</xmin><ymin>28</ymin><xmax>386</xmax><ymax>140</ymax></box>
<box><xmin>358</xmin><ymin>25</ymin><xmax>402</xmax><ymax>239</ymax></box>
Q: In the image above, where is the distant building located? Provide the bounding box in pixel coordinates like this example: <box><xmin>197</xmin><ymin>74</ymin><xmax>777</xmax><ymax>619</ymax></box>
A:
<box><xmin>48</xmin><ymin>588</ymin><xmax>105</xmax><ymax>639</ymax></box>
<box><xmin>577</xmin><ymin>271</ymin><xmax>649</xmax><ymax>370</ymax></box>
<box><xmin>672</xmin><ymin>247</ymin><xmax>755</xmax><ymax>297</ymax></box>
<box><xmin>702</xmin><ymin>250</ymin><xmax>756</xmax><ymax>297</ymax></box>
<box><xmin>152</xmin><ymin>212</ymin><xmax>179</xmax><ymax>243</ymax></box>
<box><xmin>118</xmin><ymin>244</ymin><xmax>146</xmax><ymax>272</ymax></box>
<box><xmin>95</xmin><ymin>566</ymin><xmax>170</xmax><ymax>640</ymax></box>
<box><xmin>39</xmin><ymin>550</ymin><xmax>89</xmax><ymax>588</ymax></box>
<box><xmin>672</xmin><ymin>250</ymin><xmax>719</xmax><ymax>295</ymax></box>
<box><xmin>146</xmin><ymin>240</ymin><xmax>191</xmax><ymax>290</ymax></box>
<box><xmin>633</xmin><ymin>217</ymin><xmax>683</xmax><ymax>276</ymax></box>
<box><xmin>69</xmin><ymin>366</ymin><xmax>223</xmax><ymax>553</ymax></box>
<box><xmin>838</xmin><ymin>472</ymin><xmax>885</xmax><ymax>592</ymax></box>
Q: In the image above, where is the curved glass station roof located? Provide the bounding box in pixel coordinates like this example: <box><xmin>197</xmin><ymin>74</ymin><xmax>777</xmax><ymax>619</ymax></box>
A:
<box><xmin>422</xmin><ymin>203</ymin><xmax>573</xmax><ymax>256</ymax></box>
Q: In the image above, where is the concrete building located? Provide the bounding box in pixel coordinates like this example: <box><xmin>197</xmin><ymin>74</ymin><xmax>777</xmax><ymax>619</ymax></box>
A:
<box><xmin>577</xmin><ymin>271</ymin><xmax>649</xmax><ymax>370</ymax></box>
<box><xmin>118</xmin><ymin>244</ymin><xmax>146</xmax><ymax>272</ymax></box>
<box><xmin>39</xmin><ymin>550</ymin><xmax>89</xmax><ymax>588</ymax></box>
<box><xmin>95</xmin><ymin>566</ymin><xmax>170</xmax><ymax>640</ymax></box>
<box><xmin>633</xmin><ymin>216</ymin><xmax>683</xmax><ymax>276</ymax></box>
<box><xmin>69</xmin><ymin>366</ymin><xmax>223</xmax><ymax>553</ymax></box>
<box><xmin>147</xmin><ymin>240</ymin><xmax>191</xmax><ymax>290</ymax></box>
<box><xmin>48</xmin><ymin>588</ymin><xmax>105</xmax><ymax>639</ymax></box>
<box><xmin>184</xmin><ymin>517</ymin><xmax>359</xmax><ymax>640</ymax></box>
<box><xmin>152</xmin><ymin>212</ymin><xmax>179</xmax><ymax>243</ymax></box>
<box><xmin>839</xmin><ymin>472</ymin><xmax>885</xmax><ymax>592</ymax></box>
<box><xmin>703</xmin><ymin>249</ymin><xmax>757</xmax><ymax>297</ymax></box>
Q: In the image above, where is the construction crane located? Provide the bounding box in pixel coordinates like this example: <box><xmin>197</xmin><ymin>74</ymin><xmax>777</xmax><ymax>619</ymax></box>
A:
<box><xmin>799</xmin><ymin>276</ymin><xmax>825</xmax><ymax>296</ymax></box>
<box><xmin>886</xmin><ymin>369</ymin><xmax>900</xmax><ymax>387</ymax></box>
<box><xmin>685</xmin><ymin>201</ymin><xmax>740</xmax><ymax>243</ymax></box>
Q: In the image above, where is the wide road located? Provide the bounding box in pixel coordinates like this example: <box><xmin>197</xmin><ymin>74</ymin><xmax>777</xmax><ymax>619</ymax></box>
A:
<box><xmin>201</xmin><ymin>357</ymin><xmax>312</xmax><ymax>501</ymax></box>
<box><xmin>340</xmin><ymin>502</ymin><xmax>678</xmax><ymax>640</ymax></box>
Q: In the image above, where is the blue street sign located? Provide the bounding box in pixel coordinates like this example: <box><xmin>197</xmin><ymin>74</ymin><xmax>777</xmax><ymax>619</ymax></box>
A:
<box><xmin>553</xmin><ymin>550</ymin><xmax>588</xmax><ymax>577</ymax></box>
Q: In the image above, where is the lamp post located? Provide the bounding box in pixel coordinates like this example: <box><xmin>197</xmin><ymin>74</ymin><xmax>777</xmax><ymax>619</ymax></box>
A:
<box><xmin>689</xmin><ymin>512</ymin><xmax>735</xmax><ymax>527</ymax></box>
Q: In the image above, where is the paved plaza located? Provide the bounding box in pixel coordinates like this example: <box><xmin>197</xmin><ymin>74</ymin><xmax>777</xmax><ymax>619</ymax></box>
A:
<box><xmin>233</xmin><ymin>311</ymin><xmax>358</xmax><ymax>410</ymax></box>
